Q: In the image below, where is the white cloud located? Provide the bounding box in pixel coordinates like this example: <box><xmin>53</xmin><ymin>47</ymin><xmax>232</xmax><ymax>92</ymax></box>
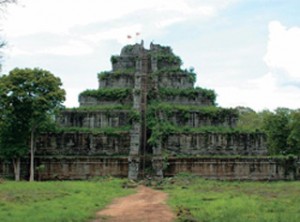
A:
<box><xmin>216</xmin><ymin>72</ymin><xmax>300</xmax><ymax>111</ymax></box>
<box><xmin>156</xmin><ymin>0</ymin><xmax>215</xmax><ymax>16</ymax></box>
<box><xmin>3</xmin><ymin>0</ymin><xmax>152</xmax><ymax>38</ymax></box>
<box><xmin>83</xmin><ymin>24</ymin><xmax>143</xmax><ymax>45</ymax></box>
<box><xmin>264</xmin><ymin>21</ymin><xmax>300</xmax><ymax>81</ymax></box>
<box><xmin>1</xmin><ymin>0</ymin><xmax>246</xmax><ymax>108</ymax></box>
<box><xmin>1</xmin><ymin>0</ymin><xmax>232</xmax><ymax>59</ymax></box>
<box><xmin>216</xmin><ymin>21</ymin><xmax>300</xmax><ymax>111</ymax></box>
<box><xmin>3</xmin><ymin>46</ymin><xmax>33</xmax><ymax>56</ymax></box>
<box><xmin>41</xmin><ymin>40</ymin><xmax>93</xmax><ymax>56</ymax></box>
<box><xmin>156</xmin><ymin>17</ymin><xmax>186</xmax><ymax>29</ymax></box>
<box><xmin>3</xmin><ymin>38</ymin><xmax>93</xmax><ymax>56</ymax></box>
<box><xmin>2</xmin><ymin>0</ymin><xmax>229</xmax><ymax>38</ymax></box>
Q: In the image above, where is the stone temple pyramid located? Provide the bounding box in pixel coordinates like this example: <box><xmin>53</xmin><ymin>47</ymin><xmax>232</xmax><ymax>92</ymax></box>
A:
<box><xmin>35</xmin><ymin>42</ymin><xmax>267</xmax><ymax>180</ymax></box>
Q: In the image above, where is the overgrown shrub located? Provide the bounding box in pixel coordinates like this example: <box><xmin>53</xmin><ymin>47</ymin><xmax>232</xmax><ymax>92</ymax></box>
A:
<box><xmin>79</xmin><ymin>88</ymin><xmax>131</xmax><ymax>101</ymax></box>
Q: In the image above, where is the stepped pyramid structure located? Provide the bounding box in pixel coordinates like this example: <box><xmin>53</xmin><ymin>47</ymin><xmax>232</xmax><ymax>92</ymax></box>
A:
<box><xmin>33</xmin><ymin>42</ymin><xmax>271</xmax><ymax>180</ymax></box>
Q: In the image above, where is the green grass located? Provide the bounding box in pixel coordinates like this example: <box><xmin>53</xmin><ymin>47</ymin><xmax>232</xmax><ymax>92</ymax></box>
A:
<box><xmin>163</xmin><ymin>173</ymin><xmax>300</xmax><ymax>222</ymax></box>
<box><xmin>0</xmin><ymin>178</ymin><xmax>134</xmax><ymax>222</ymax></box>
<box><xmin>2</xmin><ymin>176</ymin><xmax>300</xmax><ymax>222</ymax></box>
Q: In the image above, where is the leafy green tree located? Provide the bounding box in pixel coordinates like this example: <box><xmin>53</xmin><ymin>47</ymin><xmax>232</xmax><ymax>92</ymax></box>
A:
<box><xmin>0</xmin><ymin>68</ymin><xmax>65</xmax><ymax>181</ymax></box>
<box><xmin>238</xmin><ymin>107</ymin><xmax>300</xmax><ymax>155</ymax></box>
<box><xmin>262</xmin><ymin>108</ymin><xmax>292</xmax><ymax>155</ymax></box>
<box><xmin>287</xmin><ymin>110</ymin><xmax>300</xmax><ymax>155</ymax></box>
<box><xmin>236</xmin><ymin>106</ymin><xmax>271</xmax><ymax>131</ymax></box>
<box><xmin>0</xmin><ymin>112</ymin><xmax>28</xmax><ymax>181</ymax></box>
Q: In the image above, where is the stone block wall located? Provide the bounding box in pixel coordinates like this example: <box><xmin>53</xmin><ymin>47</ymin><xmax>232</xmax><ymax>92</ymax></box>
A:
<box><xmin>158</xmin><ymin>95</ymin><xmax>213</xmax><ymax>106</ymax></box>
<box><xmin>157</xmin><ymin>73</ymin><xmax>194</xmax><ymax>89</ymax></box>
<box><xmin>112</xmin><ymin>56</ymin><xmax>136</xmax><ymax>71</ymax></box>
<box><xmin>58</xmin><ymin>110</ymin><xmax>132</xmax><ymax>128</ymax></box>
<box><xmin>0</xmin><ymin>157</ymin><xmax>128</xmax><ymax>180</ymax></box>
<box><xmin>158</xmin><ymin>111</ymin><xmax>237</xmax><ymax>128</ymax></box>
<box><xmin>165</xmin><ymin>132</ymin><xmax>267</xmax><ymax>155</ymax></box>
<box><xmin>99</xmin><ymin>75</ymin><xmax>134</xmax><ymax>88</ymax></box>
<box><xmin>36</xmin><ymin>132</ymin><xmax>130</xmax><ymax>156</ymax></box>
<box><xmin>1</xmin><ymin>157</ymin><xmax>299</xmax><ymax>181</ymax></box>
<box><xmin>165</xmin><ymin>157</ymin><xmax>300</xmax><ymax>180</ymax></box>
<box><xmin>79</xmin><ymin>95</ymin><xmax>132</xmax><ymax>107</ymax></box>
<box><xmin>156</xmin><ymin>61</ymin><xmax>181</xmax><ymax>70</ymax></box>
<box><xmin>35</xmin><ymin>157</ymin><xmax>128</xmax><ymax>180</ymax></box>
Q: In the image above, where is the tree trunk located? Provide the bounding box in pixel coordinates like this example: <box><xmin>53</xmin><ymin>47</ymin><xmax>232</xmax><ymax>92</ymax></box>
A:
<box><xmin>29</xmin><ymin>128</ymin><xmax>35</xmax><ymax>182</ymax></box>
<box><xmin>12</xmin><ymin>158</ymin><xmax>20</xmax><ymax>181</ymax></box>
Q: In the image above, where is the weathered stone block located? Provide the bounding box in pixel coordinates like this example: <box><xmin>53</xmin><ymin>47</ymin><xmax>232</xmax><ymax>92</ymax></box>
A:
<box><xmin>157</xmin><ymin>73</ymin><xmax>194</xmax><ymax>89</ymax></box>
<box><xmin>165</xmin><ymin>132</ymin><xmax>267</xmax><ymax>156</ymax></box>
<box><xmin>164</xmin><ymin>157</ymin><xmax>300</xmax><ymax>180</ymax></box>
<box><xmin>79</xmin><ymin>95</ymin><xmax>132</xmax><ymax>106</ymax></box>
<box><xmin>99</xmin><ymin>75</ymin><xmax>134</xmax><ymax>88</ymax></box>
<box><xmin>36</xmin><ymin>132</ymin><xmax>130</xmax><ymax>156</ymax></box>
<box><xmin>57</xmin><ymin>110</ymin><xmax>132</xmax><ymax>128</ymax></box>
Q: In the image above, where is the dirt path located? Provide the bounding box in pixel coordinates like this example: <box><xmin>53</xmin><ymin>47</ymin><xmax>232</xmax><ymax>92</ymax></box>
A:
<box><xmin>93</xmin><ymin>186</ymin><xmax>175</xmax><ymax>222</ymax></box>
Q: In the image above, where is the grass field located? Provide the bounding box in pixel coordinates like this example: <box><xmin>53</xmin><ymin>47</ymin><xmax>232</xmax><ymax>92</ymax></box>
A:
<box><xmin>163</xmin><ymin>173</ymin><xmax>300</xmax><ymax>222</ymax></box>
<box><xmin>0</xmin><ymin>177</ymin><xmax>134</xmax><ymax>222</ymax></box>
<box><xmin>1</xmin><ymin>176</ymin><xmax>300</xmax><ymax>222</ymax></box>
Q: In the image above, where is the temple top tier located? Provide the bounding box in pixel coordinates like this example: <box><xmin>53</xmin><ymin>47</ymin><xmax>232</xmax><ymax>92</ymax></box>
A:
<box><xmin>111</xmin><ymin>42</ymin><xmax>182</xmax><ymax>72</ymax></box>
<box><xmin>79</xmin><ymin>42</ymin><xmax>217</xmax><ymax>107</ymax></box>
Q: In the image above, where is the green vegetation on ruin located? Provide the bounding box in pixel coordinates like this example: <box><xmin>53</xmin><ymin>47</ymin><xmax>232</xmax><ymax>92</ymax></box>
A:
<box><xmin>65</xmin><ymin>104</ymin><xmax>132</xmax><ymax>111</ymax></box>
<box><xmin>150</xmin><ymin>87</ymin><xmax>217</xmax><ymax>105</ymax></box>
<box><xmin>121</xmin><ymin>44</ymin><xmax>135</xmax><ymax>53</ymax></box>
<box><xmin>148</xmin><ymin>103</ymin><xmax>238</xmax><ymax>120</ymax></box>
<box><xmin>63</xmin><ymin>105</ymin><xmax>140</xmax><ymax>122</ymax></box>
<box><xmin>151</xmin><ymin>67</ymin><xmax>196</xmax><ymax>83</ymax></box>
<box><xmin>50</xmin><ymin>126</ymin><xmax>132</xmax><ymax>136</ymax></box>
<box><xmin>237</xmin><ymin>107</ymin><xmax>300</xmax><ymax>155</ymax></box>
<box><xmin>147</xmin><ymin>123</ymin><xmax>262</xmax><ymax>146</ymax></box>
<box><xmin>150</xmin><ymin>49</ymin><xmax>182</xmax><ymax>66</ymax></box>
<box><xmin>98</xmin><ymin>68</ymin><xmax>135</xmax><ymax>81</ymax></box>
<box><xmin>79</xmin><ymin>88</ymin><xmax>131</xmax><ymax>101</ymax></box>
<box><xmin>0</xmin><ymin>179</ymin><xmax>134</xmax><ymax>222</ymax></box>
<box><xmin>155</xmin><ymin>54</ymin><xmax>181</xmax><ymax>65</ymax></box>
<box><xmin>146</xmin><ymin>103</ymin><xmax>242</xmax><ymax>145</ymax></box>
<box><xmin>110</xmin><ymin>55</ymin><xmax>119</xmax><ymax>64</ymax></box>
<box><xmin>163</xmin><ymin>173</ymin><xmax>300</xmax><ymax>222</ymax></box>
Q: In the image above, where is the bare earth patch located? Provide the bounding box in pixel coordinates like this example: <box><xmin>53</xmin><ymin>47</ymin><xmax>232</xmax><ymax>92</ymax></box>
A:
<box><xmin>93</xmin><ymin>186</ymin><xmax>175</xmax><ymax>222</ymax></box>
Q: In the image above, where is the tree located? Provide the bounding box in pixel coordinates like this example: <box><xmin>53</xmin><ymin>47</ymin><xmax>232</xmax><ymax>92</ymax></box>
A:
<box><xmin>0</xmin><ymin>111</ymin><xmax>28</xmax><ymax>181</ymax></box>
<box><xmin>0</xmin><ymin>68</ymin><xmax>65</xmax><ymax>181</ymax></box>
<box><xmin>287</xmin><ymin>110</ymin><xmax>300</xmax><ymax>155</ymax></box>
<box><xmin>262</xmin><ymin>108</ymin><xmax>292</xmax><ymax>155</ymax></box>
<box><xmin>236</xmin><ymin>106</ymin><xmax>271</xmax><ymax>131</ymax></box>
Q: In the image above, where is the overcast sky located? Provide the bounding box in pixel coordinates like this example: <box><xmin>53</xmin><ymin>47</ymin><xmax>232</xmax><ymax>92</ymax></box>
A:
<box><xmin>1</xmin><ymin>0</ymin><xmax>300</xmax><ymax>111</ymax></box>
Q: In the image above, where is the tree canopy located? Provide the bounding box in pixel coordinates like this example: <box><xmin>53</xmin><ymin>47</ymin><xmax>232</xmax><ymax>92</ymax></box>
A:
<box><xmin>0</xmin><ymin>67</ymin><xmax>65</xmax><ymax>180</ymax></box>
<box><xmin>0</xmin><ymin>68</ymin><xmax>65</xmax><ymax>120</ymax></box>
<box><xmin>237</xmin><ymin>107</ymin><xmax>300</xmax><ymax>155</ymax></box>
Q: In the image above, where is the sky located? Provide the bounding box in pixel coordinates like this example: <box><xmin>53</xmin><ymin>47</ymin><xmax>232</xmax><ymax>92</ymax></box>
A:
<box><xmin>0</xmin><ymin>0</ymin><xmax>300</xmax><ymax>111</ymax></box>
